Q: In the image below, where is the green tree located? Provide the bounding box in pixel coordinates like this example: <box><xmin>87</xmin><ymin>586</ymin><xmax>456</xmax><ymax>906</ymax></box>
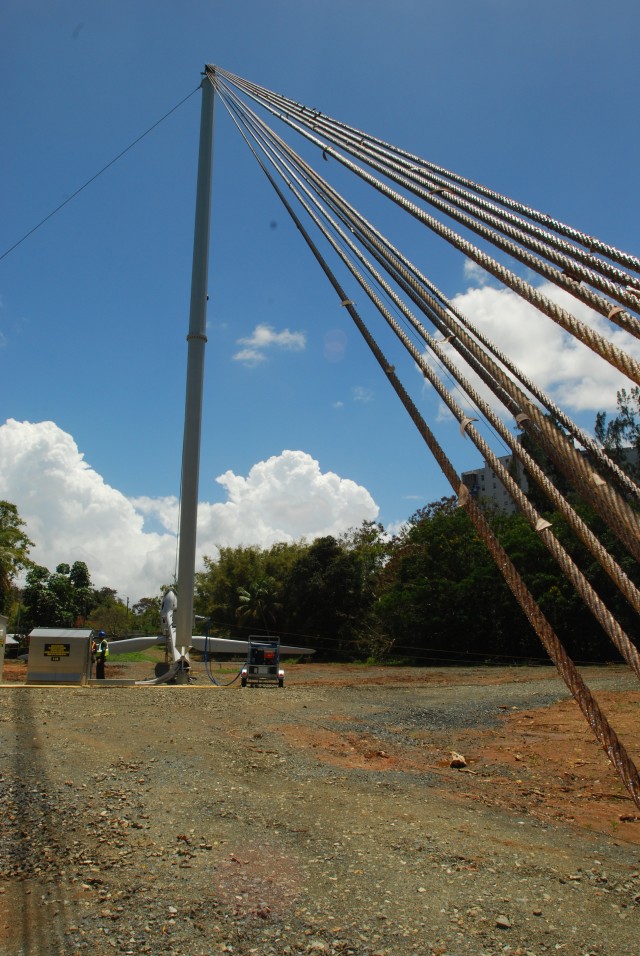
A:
<box><xmin>22</xmin><ymin>561</ymin><xmax>97</xmax><ymax>629</ymax></box>
<box><xmin>236</xmin><ymin>576</ymin><xmax>281</xmax><ymax>634</ymax></box>
<box><xmin>195</xmin><ymin>542</ymin><xmax>306</xmax><ymax>637</ymax></box>
<box><xmin>195</xmin><ymin>545</ymin><xmax>268</xmax><ymax>635</ymax></box>
<box><xmin>284</xmin><ymin>535</ymin><xmax>373</xmax><ymax>659</ymax></box>
<box><xmin>375</xmin><ymin>499</ymin><xmax>543</xmax><ymax>663</ymax></box>
<box><xmin>130</xmin><ymin>596</ymin><xmax>163</xmax><ymax>634</ymax></box>
<box><xmin>22</xmin><ymin>565</ymin><xmax>60</xmax><ymax>629</ymax></box>
<box><xmin>88</xmin><ymin>587</ymin><xmax>135</xmax><ymax>639</ymax></box>
<box><xmin>0</xmin><ymin>501</ymin><xmax>33</xmax><ymax>615</ymax></box>
<box><xmin>595</xmin><ymin>386</ymin><xmax>640</xmax><ymax>480</ymax></box>
<box><xmin>339</xmin><ymin>520</ymin><xmax>391</xmax><ymax>659</ymax></box>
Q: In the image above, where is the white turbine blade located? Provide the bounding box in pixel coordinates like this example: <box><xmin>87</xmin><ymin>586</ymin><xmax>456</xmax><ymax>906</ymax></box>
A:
<box><xmin>189</xmin><ymin>636</ymin><xmax>315</xmax><ymax>656</ymax></box>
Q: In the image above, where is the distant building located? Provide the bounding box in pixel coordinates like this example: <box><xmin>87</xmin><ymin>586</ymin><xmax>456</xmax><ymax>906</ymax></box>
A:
<box><xmin>462</xmin><ymin>446</ymin><xmax>638</xmax><ymax>515</ymax></box>
<box><xmin>461</xmin><ymin>454</ymin><xmax>529</xmax><ymax>514</ymax></box>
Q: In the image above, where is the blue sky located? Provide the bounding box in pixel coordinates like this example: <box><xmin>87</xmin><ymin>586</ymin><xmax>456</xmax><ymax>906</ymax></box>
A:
<box><xmin>2</xmin><ymin>0</ymin><xmax>639</xmax><ymax>600</ymax></box>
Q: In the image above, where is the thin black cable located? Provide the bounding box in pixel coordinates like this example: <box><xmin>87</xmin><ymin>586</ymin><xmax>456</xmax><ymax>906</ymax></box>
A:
<box><xmin>201</xmin><ymin>618</ymin><xmax>623</xmax><ymax>668</ymax></box>
<box><xmin>1</xmin><ymin>85</ymin><xmax>201</xmax><ymax>263</ymax></box>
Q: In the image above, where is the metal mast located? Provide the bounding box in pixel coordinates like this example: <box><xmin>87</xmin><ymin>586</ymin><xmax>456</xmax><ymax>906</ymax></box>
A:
<box><xmin>175</xmin><ymin>68</ymin><xmax>215</xmax><ymax>656</ymax></box>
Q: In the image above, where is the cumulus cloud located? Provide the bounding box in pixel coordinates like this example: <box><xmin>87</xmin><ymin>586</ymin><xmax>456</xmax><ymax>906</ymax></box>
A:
<box><xmin>200</xmin><ymin>450</ymin><xmax>377</xmax><ymax>547</ymax></box>
<box><xmin>233</xmin><ymin>323</ymin><xmax>306</xmax><ymax>365</ymax></box>
<box><xmin>0</xmin><ymin>420</ymin><xmax>378</xmax><ymax>601</ymax></box>
<box><xmin>426</xmin><ymin>281</ymin><xmax>640</xmax><ymax>417</ymax></box>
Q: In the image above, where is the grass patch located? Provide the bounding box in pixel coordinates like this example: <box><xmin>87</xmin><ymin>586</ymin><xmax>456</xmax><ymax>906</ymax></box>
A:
<box><xmin>110</xmin><ymin>647</ymin><xmax>166</xmax><ymax>663</ymax></box>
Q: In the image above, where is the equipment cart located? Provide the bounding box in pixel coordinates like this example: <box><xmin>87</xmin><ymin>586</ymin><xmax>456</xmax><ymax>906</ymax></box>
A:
<box><xmin>241</xmin><ymin>637</ymin><xmax>284</xmax><ymax>687</ymax></box>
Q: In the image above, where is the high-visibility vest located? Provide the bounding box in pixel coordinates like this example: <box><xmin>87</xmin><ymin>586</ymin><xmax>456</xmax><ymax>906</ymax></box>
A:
<box><xmin>98</xmin><ymin>640</ymin><xmax>109</xmax><ymax>658</ymax></box>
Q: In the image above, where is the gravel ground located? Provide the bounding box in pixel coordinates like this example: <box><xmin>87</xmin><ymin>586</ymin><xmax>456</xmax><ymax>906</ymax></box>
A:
<box><xmin>1</xmin><ymin>664</ymin><xmax>639</xmax><ymax>956</ymax></box>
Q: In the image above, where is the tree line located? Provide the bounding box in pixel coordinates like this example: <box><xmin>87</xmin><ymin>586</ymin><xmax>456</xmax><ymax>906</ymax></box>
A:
<box><xmin>1</xmin><ymin>389</ymin><xmax>638</xmax><ymax>663</ymax></box>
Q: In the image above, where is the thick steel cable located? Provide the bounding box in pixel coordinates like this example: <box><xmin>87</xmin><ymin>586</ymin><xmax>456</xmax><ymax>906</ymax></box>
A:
<box><xmin>216</xmin><ymin>82</ymin><xmax>640</xmax><ymax>677</ymax></box>
<box><xmin>324</xmin><ymin>137</ymin><xmax>640</xmax><ymax>324</ymax></box>
<box><xmin>320</xmin><ymin>197</ymin><xmax>640</xmax><ymax>561</ymax></box>
<box><xmin>350</xmin><ymin>214</ymin><xmax>640</xmax><ymax>562</ymax></box>
<box><xmin>216</xmin><ymin>78</ymin><xmax>640</xmax><ymax>564</ymax></box>
<box><xmin>250</xmin><ymin>122</ymin><xmax>640</xmax><ymax>623</ymax></box>
<box><xmin>304</xmin><ymin>130</ymin><xmax>640</xmax><ymax>299</ymax></box>
<box><xmin>213</xmin><ymin>74</ymin><xmax>640</xmax><ymax>385</ymax></box>
<box><xmin>232</xmin><ymin>81</ymin><xmax>640</xmax><ymax>315</ymax></box>
<box><xmin>270</xmin><ymin>143</ymin><xmax>640</xmax><ymax>502</ymax></box>
<box><xmin>213</xmin><ymin>91</ymin><xmax>640</xmax><ymax>807</ymax></box>
<box><xmin>216</xmin><ymin>67</ymin><xmax>640</xmax><ymax>279</ymax></box>
<box><xmin>226</xmin><ymin>98</ymin><xmax>640</xmax><ymax>679</ymax></box>
<box><xmin>223</xmin><ymin>75</ymin><xmax>640</xmax><ymax>324</ymax></box>
<box><xmin>319</xmin><ymin>193</ymin><xmax>640</xmax><ymax>505</ymax></box>
<box><xmin>291</xmin><ymin>146</ymin><xmax>640</xmax><ymax>504</ymax></box>
<box><xmin>218</xmin><ymin>80</ymin><xmax>640</xmax><ymax>540</ymax></box>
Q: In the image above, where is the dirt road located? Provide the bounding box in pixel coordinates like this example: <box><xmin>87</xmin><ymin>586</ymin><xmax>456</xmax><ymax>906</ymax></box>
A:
<box><xmin>1</xmin><ymin>663</ymin><xmax>639</xmax><ymax>955</ymax></box>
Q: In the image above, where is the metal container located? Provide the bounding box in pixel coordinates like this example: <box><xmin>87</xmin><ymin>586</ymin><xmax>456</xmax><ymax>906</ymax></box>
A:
<box><xmin>26</xmin><ymin>628</ymin><xmax>93</xmax><ymax>684</ymax></box>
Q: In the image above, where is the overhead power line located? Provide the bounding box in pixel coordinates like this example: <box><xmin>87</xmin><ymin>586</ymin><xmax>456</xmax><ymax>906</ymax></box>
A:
<box><xmin>0</xmin><ymin>85</ymin><xmax>200</xmax><ymax>264</ymax></box>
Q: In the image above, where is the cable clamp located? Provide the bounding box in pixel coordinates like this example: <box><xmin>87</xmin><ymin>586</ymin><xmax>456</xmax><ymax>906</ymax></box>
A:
<box><xmin>429</xmin><ymin>187</ymin><xmax>450</xmax><ymax>197</ymax></box>
<box><xmin>438</xmin><ymin>333</ymin><xmax>456</xmax><ymax>344</ymax></box>
<box><xmin>340</xmin><ymin>299</ymin><xmax>354</xmax><ymax>307</ymax></box>
<box><xmin>591</xmin><ymin>473</ymin><xmax>606</xmax><ymax>487</ymax></box>
<box><xmin>386</xmin><ymin>366</ymin><xmax>395</xmax><ymax>374</ymax></box>
<box><xmin>459</xmin><ymin>416</ymin><xmax>477</xmax><ymax>436</ymax></box>
<box><xmin>608</xmin><ymin>306</ymin><xmax>625</xmax><ymax>321</ymax></box>
<box><xmin>457</xmin><ymin>483</ymin><xmax>470</xmax><ymax>507</ymax></box>
<box><xmin>535</xmin><ymin>518</ymin><xmax>552</xmax><ymax>532</ymax></box>
<box><xmin>561</xmin><ymin>268</ymin><xmax>582</xmax><ymax>285</ymax></box>
<box><xmin>515</xmin><ymin>413</ymin><xmax>530</xmax><ymax>427</ymax></box>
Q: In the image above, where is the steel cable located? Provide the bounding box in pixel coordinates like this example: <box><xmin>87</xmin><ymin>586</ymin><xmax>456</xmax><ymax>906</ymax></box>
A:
<box><xmin>215</xmin><ymin>84</ymin><xmax>640</xmax><ymax>678</ymax></box>
<box><xmin>216</xmin><ymin>67</ymin><xmax>640</xmax><ymax>278</ymax></box>
<box><xmin>216</xmin><ymin>77</ymin><xmax>640</xmax><ymax>567</ymax></box>
<box><xmin>213</xmin><ymin>76</ymin><xmax>640</xmax><ymax>387</ymax></box>
<box><xmin>222</xmin><ymin>76</ymin><xmax>640</xmax><ymax>324</ymax></box>
<box><xmin>238</xmin><ymin>82</ymin><xmax>640</xmax><ymax>316</ymax></box>
<box><xmin>209</xmin><ymin>68</ymin><xmax>640</xmax><ymax>808</ymax></box>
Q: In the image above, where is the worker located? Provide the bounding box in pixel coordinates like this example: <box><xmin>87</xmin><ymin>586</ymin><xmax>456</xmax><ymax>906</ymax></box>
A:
<box><xmin>95</xmin><ymin>630</ymin><xmax>109</xmax><ymax>680</ymax></box>
<box><xmin>90</xmin><ymin>636</ymin><xmax>97</xmax><ymax>677</ymax></box>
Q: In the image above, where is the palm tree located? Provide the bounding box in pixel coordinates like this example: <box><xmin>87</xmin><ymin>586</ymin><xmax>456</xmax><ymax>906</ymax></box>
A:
<box><xmin>236</xmin><ymin>577</ymin><xmax>281</xmax><ymax>634</ymax></box>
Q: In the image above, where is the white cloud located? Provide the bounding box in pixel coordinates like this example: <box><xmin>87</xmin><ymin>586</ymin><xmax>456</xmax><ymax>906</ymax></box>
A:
<box><xmin>0</xmin><ymin>420</ymin><xmax>378</xmax><ymax>602</ymax></box>
<box><xmin>353</xmin><ymin>386</ymin><xmax>374</xmax><ymax>403</ymax></box>
<box><xmin>439</xmin><ymin>281</ymin><xmax>640</xmax><ymax>416</ymax></box>
<box><xmin>233</xmin><ymin>323</ymin><xmax>306</xmax><ymax>365</ymax></box>
<box><xmin>436</xmin><ymin>401</ymin><xmax>455</xmax><ymax>422</ymax></box>
<box><xmin>203</xmin><ymin>450</ymin><xmax>378</xmax><ymax>547</ymax></box>
<box><xmin>462</xmin><ymin>259</ymin><xmax>492</xmax><ymax>287</ymax></box>
<box><xmin>232</xmin><ymin>347</ymin><xmax>267</xmax><ymax>367</ymax></box>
